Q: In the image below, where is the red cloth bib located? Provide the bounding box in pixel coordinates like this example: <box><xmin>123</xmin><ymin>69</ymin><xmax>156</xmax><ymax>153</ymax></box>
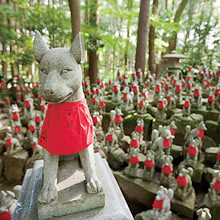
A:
<box><xmin>107</xmin><ymin>134</ymin><xmax>113</xmax><ymax>143</ymax></box>
<box><xmin>139</xmin><ymin>101</ymin><xmax>144</xmax><ymax>107</ymax></box>
<box><xmin>12</xmin><ymin>113</ymin><xmax>20</xmax><ymax>120</ymax></box>
<box><xmin>24</xmin><ymin>100</ymin><xmax>31</xmax><ymax>107</ymax></box>
<box><xmin>100</xmin><ymin>101</ymin><xmax>105</xmax><ymax>107</ymax></box>
<box><xmin>194</xmin><ymin>89</ymin><xmax>200</xmax><ymax>96</ymax></box>
<box><xmin>92</xmin><ymin>90</ymin><xmax>96</xmax><ymax>95</ymax></box>
<box><xmin>155</xmin><ymin>85</ymin><xmax>160</xmax><ymax>91</ymax></box>
<box><xmin>152</xmin><ymin>199</ymin><xmax>164</xmax><ymax>210</ymax></box>
<box><xmin>187</xmin><ymin>83</ymin><xmax>191</xmax><ymax>88</ymax></box>
<box><xmin>186</xmin><ymin>76</ymin><xmax>191</xmax><ymax>81</ymax></box>
<box><xmin>136</xmin><ymin>125</ymin><xmax>143</xmax><ymax>133</ymax></box>
<box><xmin>163</xmin><ymin>137</ymin><xmax>171</xmax><ymax>148</ymax></box>
<box><xmin>114</xmin><ymin>115</ymin><xmax>122</xmax><ymax>123</ymax></box>
<box><xmin>38</xmin><ymin>96</ymin><xmax>43</xmax><ymax>101</ymax></box>
<box><xmin>208</xmin><ymin>96</ymin><xmax>214</xmax><ymax>103</ymax></box>
<box><xmin>40</xmin><ymin>105</ymin><xmax>46</xmax><ymax>111</ymax></box>
<box><xmin>38</xmin><ymin>98</ymin><xmax>93</xmax><ymax>155</ymax></box>
<box><xmin>129</xmin><ymin>156</ymin><xmax>139</xmax><ymax>165</ymax></box>
<box><xmin>213</xmin><ymin>180</ymin><xmax>220</xmax><ymax>191</ymax></box>
<box><xmin>5</xmin><ymin>99</ymin><xmax>10</xmax><ymax>105</ymax></box>
<box><xmin>93</xmin><ymin>117</ymin><xmax>99</xmax><ymax>124</ymax></box>
<box><xmin>146</xmin><ymin>82</ymin><xmax>150</xmax><ymax>87</ymax></box>
<box><xmin>167</xmin><ymin>97</ymin><xmax>171</xmax><ymax>103</ymax></box>
<box><xmin>17</xmin><ymin>94</ymin><xmax>21</xmax><ymax>99</ymax></box>
<box><xmin>6</xmin><ymin>139</ymin><xmax>12</xmax><ymax>146</ymax></box>
<box><xmin>113</xmin><ymin>85</ymin><xmax>118</xmax><ymax>92</ymax></box>
<box><xmin>132</xmin><ymin>73</ymin><xmax>136</xmax><ymax>79</ymax></box>
<box><xmin>171</xmin><ymin>129</ymin><xmax>175</xmax><ymax>136</ymax></box>
<box><xmin>16</xmin><ymin>126</ymin><xmax>22</xmax><ymax>133</ymax></box>
<box><xmin>86</xmin><ymin>90</ymin><xmax>90</xmax><ymax>95</ymax></box>
<box><xmin>92</xmin><ymin>98</ymin><xmax>96</xmax><ymax>104</ymax></box>
<box><xmin>29</xmin><ymin>126</ymin><xmax>36</xmax><ymax>132</ymax></box>
<box><xmin>133</xmin><ymin>87</ymin><xmax>138</xmax><ymax>93</ymax></box>
<box><xmin>130</xmin><ymin>139</ymin><xmax>139</xmax><ymax>148</ymax></box>
<box><xmin>162</xmin><ymin>164</ymin><xmax>172</xmax><ymax>174</ymax></box>
<box><xmin>158</xmin><ymin>101</ymin><xmax>165</xmax><ymax>109</ymax></box>
<box><xmin>176</xmin><ymin>85</ymin><xmax>182</xmax><ymax>92</ymax></box>
<box><xmin>196</xmin><ymin>128</ymin><xmax>204</xmax><ymax>138</ymax></box>
<box><xmin>0</xmin><ymin>208</ymin><xmax>11</xmax><ymax>220</ymax></box>
<box><xmin>177</xmin><ymin>176</ymin><xmax>187</xmax><ymax>187</ymax></box>
<box><xmin>184</xmin><ymin>101</ymin><xmax>190</xmax><ymax>108</ymax></box>
<box><xmin>187</xmin><ymin>145</ymin><xmax>197</xmax><ymax>156</ymax></box>
<box><xmin>217</xmin><ymin>152</ymin><xmax>220</xmax><ymax>161</ymax></box>
<box><xmin>123</xmin><ymin>93</ymin><xmax>127</xmax><ymax>100</ymax></box>
<box><xmin>35</xmin><ymin>116</ymin><xmax>42</xmax><ymax>124</ymax></box>
<box><xmin>144</xmin><ymin>159</ymin><xmax>154</xmax><ymax>168</ymax></box>
<box><xmin>214</xmin><ymin>89</ymin><xmax>219</xmax><ymax>96</ymax></box>
<box><xmin>165</xmin><ymin>84</ymin><xmax>169</xmax><ymax>89</ymax></box>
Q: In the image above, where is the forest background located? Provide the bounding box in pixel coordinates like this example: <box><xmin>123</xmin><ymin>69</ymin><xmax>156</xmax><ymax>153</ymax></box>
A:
<box><xmin>0</xmin><ymin>0</ymin><xmax>219</xmax><ymax>83</ymax></box>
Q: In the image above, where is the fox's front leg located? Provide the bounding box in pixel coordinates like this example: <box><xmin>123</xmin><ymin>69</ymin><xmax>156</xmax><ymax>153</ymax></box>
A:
<box><xmin>38</xmin><ymin>149</ymin><xmax>59</xmax><ymax>203</ymax></box>
<box><xmin>79</xmin><ymin>144</ymin><xmax>103</xmax><ymax>193</ymax></box>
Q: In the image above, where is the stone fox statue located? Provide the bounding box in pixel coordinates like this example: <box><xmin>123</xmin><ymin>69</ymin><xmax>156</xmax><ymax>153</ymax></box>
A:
<box><xmin>33</xmin><ymin>31</ymin><xmax>102</xmax><ymax>204</ymax></box>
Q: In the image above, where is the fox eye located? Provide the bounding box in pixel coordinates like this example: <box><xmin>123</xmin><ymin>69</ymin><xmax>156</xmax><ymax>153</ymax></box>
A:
<box><xmin>41</xmin><ymin>68</ymin><xmax>48</xmax><ymax>75</ymax></box>
<box><xmin>61</xmin><ymin>68</ymin><xmax>72</xmax><ymax>74</ymax></box>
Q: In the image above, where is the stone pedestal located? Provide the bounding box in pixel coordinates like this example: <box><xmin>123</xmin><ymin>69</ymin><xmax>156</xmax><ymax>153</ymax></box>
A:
<box><xmin>3</xmin><ymin>150</ymin><xmax>28</xmax><ymax>181</ymax></box>
<box><xmin>13</xmin><ymin>153</ymin><xmax>134</xmax><ymax>220</ymax></box>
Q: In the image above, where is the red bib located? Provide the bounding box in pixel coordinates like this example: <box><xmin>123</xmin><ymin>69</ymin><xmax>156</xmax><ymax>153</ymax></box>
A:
<box><xmin>114</xmin><ymin>115</ymin><xmax>122</xmax><ymax>123</ymax></box>
<box><xmin>176</xmin><ymin>85</ymin><xmax>182</xmax><ymax>92</ymax></box>
<box><xmin>187</xmin><ymin>145</ymin><xmax>197</xmax><ymax>156</ymax></box>
<box><xmin>113</xmin><ymin>85</ymin><xmax>118</xmax><ymax>92</ymax></box>
<box><xmin>162</xmin><ymin>164</ymin><xmax>172</xmax><ymax>174</ymax></box>
<box><xmin>35</xmin><ymin>117</ymin><xmax>42</xmax><ymax>124</ymax></box>
<box><xmin>6</xmin><ymin>139</ymin><xmax>12</xmax><ymax>146</ymax></box>
<box><xmin>24</xmin><ymin>100</ymin><xmax>31</xmax><ymax>107</ymax></box>
<box><xmin>217</xmin><ymin>152</ymin><xmax>220</xmax><ymax>161</ymax></box>
<box><xmin>187</xmin><ymin>83</ymin><xmax>191</xmax><ymax>88</ymax></box>
<box><xmin>132</xmin><ymin>73</ymin><xmax>136</xmax><ymax>79</ymax></box>
<box><xmin>123</xmin><ymin>93</ymin><xmax>127</xmax><ymax>100</ymax></box>
<box><xmin>177</xmin><ymin>176</ymin><xmax>187</xmax><ymax>187</ymax></box>
<box><xmin>171</xmin><ymin>129</ymin><xmax>175</xmax><ymax>136</ymax></box>
<box><xmin>130</xmin><ymin>139</ymin><xmax>139</xmax><ymax>148</ymax></box>
<box><xmin>136</xmin><ymin>125</ymin><xmax>143</xmax><ymax>133</ymax></box>
<box><xmin>40</xmin><ymin>105</ymin><xmax>46</xmax><ymax>111</ymax></box>
<box><xmin>0</xmin><ymin>208</ymin><xmax>11</xmax><ymax>220</ymax></box>
<box><xmin>100</xmin><ymin>101</ymin><xmax>105</xmax><ymax>107</ymax></box>
<box><xmin>167</xmin><ymin>97</ymin><xmax>171</xmax><ymax>103</ymax></box>
<box><xmin>208</xmin><ymin>96</ymin><xmax>214</xmax><ymax>103</ymax></box>
<box><xmin>29</xmin><ymin>126</ymin><xmax>36</xmax><ymax>132</ymax></box>
<box><xmin>16</xmin><ymin>127</ymin><xmax>22</xmax><ymax>133</ymax></box>
<box><xmin>38</xmin><ymin>98</ymin><xmax>93</xmax><ymax>155</ymax></box>
<box><xmin>93</xmin><ymin>117</ymin><xmax>99</xmax><ymax>124</ymax></box>
<box><xmin>214</xmin><ymin>89</ymin><xmax>219</xmax><ymax>96</ymax></box>
<box><xmin>196</xmin><ymin>128</ymin><xmax>204</xmax><ymax>138</ymax></box>
<box><xmin>213</xmin><ymin>180</ymin><xmax>220</xmax><ymax>191</ymax></box>
<box><xmin>165</xmin><ymin>84</ymin><xmax>169</xmax><ymax>89</ymax></box>
<box><xmin>194</xmin><ymin>89</ymin><xmax>200</xmax><ymax>96</ymax></box>
<box><xmin>146</xmin><ymin>82</ymin><xmax>150</xmax><ymax>87</ymax></box>
<box><xmin>5</xmin><ymin>99</ymin><xmax>10</xmax><ymax>105</ymax></box>
<box><xmin>107</xmin><ymin>135</ymin><xmax>113</xmax><ymax>143</ymax></box>
<box><xmin>163</xmin><ymin>137</ymin><xmax>171</xmax><ymax>148</ymax></box>
<box><xmin>129</xmin><ymin>156</ymin><xmax>139</xmax><ymax>165</ymax></box>
<box><xmin>155</xmin><ymin>85</ymin><xmax>160</xmax><ymax>91</ymax></box>
<box><xmin>144</xmin><ymin>159</ymin><xmax>154</xmax><ymax>168</ymax></box>
<box><xmin>12</xmin><ymin>113</ymin><xmax>20</xmax><ymax>120</ymax></box>
<box><xmin>152</xmin><ymin>199</ymin><xmax>164</xmax><ymax>210</ymax></box>
<box><xmin>184</xmin><ymin>101</ymin><xmax>190</xmax><ymax>108</ymax></box>
<box><xmin>158</xmin><ymin>101</ymin><xmax>165</xmax><ymax>109</ymax></box>
<box><xmin>92</xmin><ymin>98</ymin><xmax>96</xmax><ymax>104</ymax></box>
<box><xmin>133</xmin><ymin>87</ymin><xmax>138</xmax><ymax>93</ymax></box>
<box><xmin>139</xmin><ymin>101</ymin><xmax>144</xmax><ymax>107</ymax></box>
<box><xmin>17</xmin><ymin>94</ymin><xmax>21</xmax><ymax>99</ymax></box>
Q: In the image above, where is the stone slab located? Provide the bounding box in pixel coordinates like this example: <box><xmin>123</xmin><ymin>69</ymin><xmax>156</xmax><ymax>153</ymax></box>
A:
<box><xmin>13</xmin><ymin>153</ymin><xmax>134</xmax><ymax>220</ymax></box>
<box><xmin>38</xmin><ymin>158</ymin><xmax>105</xmax><ymax>220</ymax></box>
<box><xmin>114</xmin><ymin>170</ymin><xmax>195</xmax><ymax>219</ymax></box>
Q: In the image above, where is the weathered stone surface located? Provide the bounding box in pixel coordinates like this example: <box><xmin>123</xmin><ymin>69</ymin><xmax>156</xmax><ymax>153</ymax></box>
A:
<box><xmin>135</xmin><ymin>210</ymin><xmax>186</xmax><ymax>220</ymax></box>
<box><xmin>3</xmin><ymin>150</ymin><xmax>28</xmax><ymax>181</ymax></box>
<box><xmin>202</xmin><ymin>136</ymin><xmax>216</xmax><ymax>150</ymax></box>
<box><xmin>192</xmin><ymin>161</ymin><xmax>204</xmax><ymax>183</ymax></box>
<box><xmin>171</xmin><ymin>145</ymin><xmax>182</xmax><ymax>160</ymax></box>
<box><xmin>147</xmin><ymin>105</ymin><xmax>157</xmax><ymax>117</ymax></box>
<box><xmin>205</xmin><ymin>147</ymin><xmax>218</xmax><ymax>164</ymax></box>
<box><xmin>114</xmin><ymin>170</ymin><xmax>195</xmax><ymax>219</ymax></box>
<box><xmin>124</xmin><ymin>114</ymin><xmax>153</xmax><ymax>140</ymax></box>
<box><xmin>204</xmin><ymin>167</ymin><xmax>216</xmax><ymax>183</ymax></box>
<box><xmin>105</xmin><ymin>100</ymin><xmax>121</xmax><ymax>112</ymax></box>
<box><xmin>0</xmin><ymin>158</ymin><xmax>3</xmax><ymax>177</ymax></box>
<box><xmin>169</xmin><ymin>113</ymin><xmax>203</xmax><ymax>145</ymax></box>
<box><xmin>191</xmin><ymin>107</ymin><xmax>219</xmax><ymax>121</ymax></box>
<box><xmin>205</xmin><ymin>120</ymin><xmax>220</xmax><ymax>145</ymax></box>
<box><xmin>13</xmin><ymin>154</ymin><xmax>133</xmax><ymax>220</ymax></box>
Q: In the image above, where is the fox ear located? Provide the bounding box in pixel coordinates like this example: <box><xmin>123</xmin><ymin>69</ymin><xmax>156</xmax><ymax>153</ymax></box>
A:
<box><xmin>70</xmin><ymin>32</ymin><xmax>85</xmax><ymax>64</ymax></box>
<box><xmin>33</xmin><ymin>31</ymin><xmax>48</xmax><ymax>63</ymax></box>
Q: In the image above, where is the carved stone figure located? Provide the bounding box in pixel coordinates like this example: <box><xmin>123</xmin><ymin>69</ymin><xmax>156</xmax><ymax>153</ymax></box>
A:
<box><xmin>175</xmin><ymin>81</ymin><xmax>182</xmax><ymax>104</ymax></box>
<box><xmin>131</xmin><ymin>81</ymin><xmax>139</xmax><ymax>104</ymax></box>
<box><xmin>186</xmin><ymin>80</ymin><xmax>193</xmax><ymax>96</ymax></box>
<box><xmin>174</xmin><ymin>167</ymin><xmax>193</xmax><ymax>201</ymax></box>
<box><xmin>192</xmin><ymin>84</ymin><xmax>202</xmax><ymax>109</ymax></box>
<box><xmin>137</xmin><ymin>96</ymin><xmax>147</xmax><ymax>114</ymax></box>
<box><xmin>35</xmin><ymin>113</ymin><xmax>43</xmax><ymax>137</ymax></box>
<box><xmin>160</xmin><ymin>155</ymin><xmax>173</xmax><ymax>187</ymax></box>
<box><xmin>135</xmin><ymin>119</ymin><xmax>144</xmax><ymax>141</ymax></box>
<box><xmin>166</xmin><ymin>92</ymin><xmax>176</xmax><ymax>109</ymax></box>
<box><xmin>183</xmin><ymin>96</ymin><xmax>191</xmax><ymax>117</ymax></box>
<box><xmin>92</xmin><ymin>111</ymin><xmax>103</xmax><ymax>129</ymax></box>
<box><xmin>155</xmin><ymin>96</ymin><xmax>167</xmax><ymax>122</ymax></box>
<box><xmin>196</xmin><ymin>208</ymin><xmax>212</xmax><ymax>220</ymax></box>
<box><xmin>207</xmin><ymin>90</ymin><xmax>215</xmax><ymax>110</ymax></box>
<box><xmin>99</xmin><ymin>96</ymin><xmax>106</xmax><ymax>113</ymax></box>
<box><xmin>214</xmin><ymin>83</ymin><xmax>220</xmax><ymax>110</ymax></box>
<box><xmin>154</xmin><ymin>81</ymin><xmax>161</xmax><ymax>101</ymax></box>
<box><xmin>110</xmin><ymin>108</ymin><xmax>124</xmax><ymax>139</ymax></box>
<box><xmin>151</xmin><ymin>186</ymin><xmax>174</xmax><ymax>220</ymax></box>
<box><xmin>124</xmin><ymin>147</ymin><xmax>140</xmax><ymax>177</ymax></box>
<box><xmin>112</xmin><ymin>81</ymin><xmax>121</xmax><ymax>102</ymax></box>
<box><xmin>185</xmin><ymin>139</ymin><xmax>198</xmax><ymax>167</ymax></box>
<box><xmin>143</xmin><ymin>150</ymin><xmax>155</xmax><ymax>181</ymax></box>
<box><xmin>33</xmin><ymin>31</ymin><xmax>102</xmax><ymax>204</ymax></box>
<box><xmin>4</xmin><ymin>131</ymin><xmax>22</xmax><ymax>155</ymax></box>
<box><xmin>40</xmin><ymin>99</ymin><xmax>47</xmax><ymax>120</ymax></box>
<box><xmin>214</xmin><ymin>145</ymin><xmax>220</xmax><ymax>170</ymax></box>
<box><xmin>208</xmin><ymin>170</ymin><xmax>220</xmax><ymax>202</ymax></box>
<box><xmin>121</xmin><ymin>87</ymin><xmax>134</xmax><ymax>111</ymax></box>
<box><xmin>23</xmin><ymin>95</ymin><xmax>34</xmax><ymax>121</ymax></box>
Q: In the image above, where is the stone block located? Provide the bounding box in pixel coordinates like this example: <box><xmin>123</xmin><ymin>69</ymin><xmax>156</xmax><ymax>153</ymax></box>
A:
<box><xmin>205</xmin><ymin>147</ymin><xmax>218</xmax><ymax>164</ymax></box>
<box><xmin>171</xmin><ymin>145</ymin><xmax>182</xmax><ymax>160</ymax></box>
<box><xmin>13</xmin><ymin>153</ymin><xmax>134</xmax><ymax>220</ymax></box>
<box><xmin>3</xmin><ymin>150</ymin><xmax>28</xmax><ymax>181</ymax></box>
<box><xmin>191</xmin><ymin>107</ymin><xmax>219</xmax><ymax>121</ymax></box>
<box><xmin>205</xmin><ymin>120</ymin><xmax>220</xmax><ymax>145</ymax></box>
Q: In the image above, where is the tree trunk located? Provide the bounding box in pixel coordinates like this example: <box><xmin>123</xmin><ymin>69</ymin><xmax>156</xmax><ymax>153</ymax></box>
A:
<box><xmin>124</xmin><ymin>0</ymin><xmax>133</xmax><ymax>71</ymax></box>
<box><xmin>135</xmin><ymin>0</ymin><xmax>151</xmax><ymax>74</ymax></box>
<box><xmin>165</xmin><ymin>0</ymin><xmax>168</xmax><ymax>9</ymax></box>
<box><xmin>2</xmin><ymin>44</ymin><xmax>8</xmax><ymax>78</ymax></box>
<box><xmin>68</xmin><ymin>0</ymin><xmax>81</xmax><ymax>41</ymax></box>
<box><xmin>167</xmin><ymin>0</ymin><xmax>189</xmax><ymax>53</ymax></box>
<box><xmin>148</xmin><ymin>0</ymin><xmax>158</xmax><ymax>74</ymax></box>
<box><xmin>88</xmin><ymin>0</ymin><xmax>99</xmax><ymax>84</ymax></box>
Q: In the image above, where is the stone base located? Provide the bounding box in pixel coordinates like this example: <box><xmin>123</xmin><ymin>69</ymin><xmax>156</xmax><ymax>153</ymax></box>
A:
<box><xmin>135</xmin><ymin>210</ymin><xmax>185</xmax><ymax>220</ymax></box>
<box><xmin>13</xmin><ymin>153</ymin><xmax>133</xmax><ymax>220</ymax></box>
<box><xmin>3</xmin><ymin>149</ymin><xmax>28</xmax><ymax>181</ymax></box>
<box><xmin>38</xmin><ymin>158</ymin><xmax>105</xmax><ymax>220</ymax></box>
<box><xmin>114</xmin><ymin>170</ymin><xmax>195</xmax><ymax>219</ymax></box>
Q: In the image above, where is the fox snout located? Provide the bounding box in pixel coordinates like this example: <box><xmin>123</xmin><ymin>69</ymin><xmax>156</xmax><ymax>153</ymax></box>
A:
<box><xmin>43</xmin><ymin>89</ymin><xmax>54</xmax><ymax>96</ymax></box>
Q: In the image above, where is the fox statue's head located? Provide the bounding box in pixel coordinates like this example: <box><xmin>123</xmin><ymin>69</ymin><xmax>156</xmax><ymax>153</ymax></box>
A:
<box><xmin>33</xmin><ymin>31</ymin><xmax>85</xmax><ymax>104</ymax></box>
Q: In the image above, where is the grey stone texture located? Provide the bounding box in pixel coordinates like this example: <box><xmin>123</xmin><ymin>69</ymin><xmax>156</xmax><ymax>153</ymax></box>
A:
<box><xmin>13</xmin><ymin>153</ymin><xmax>134</xmax><ymax>220</ymax></box>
